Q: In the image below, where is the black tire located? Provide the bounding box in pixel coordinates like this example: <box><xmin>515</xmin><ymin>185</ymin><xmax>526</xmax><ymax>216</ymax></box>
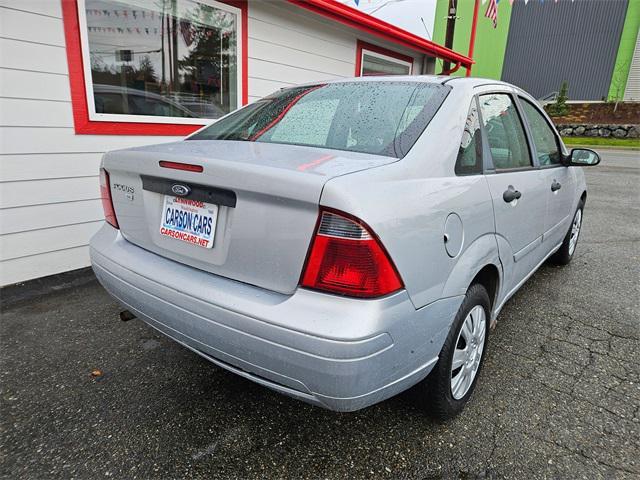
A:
<box><xmin>550</xmin><ymin>200</ymin><xmax>584</xmax><ymax>266</ymax></box>
<box><xmin>421</xmin><ymin>283</ymin><xmax>491</xmax><ymax>420</ymax></box>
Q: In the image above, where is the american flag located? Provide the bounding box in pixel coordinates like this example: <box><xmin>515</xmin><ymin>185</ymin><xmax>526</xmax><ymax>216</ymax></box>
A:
<box><xmin>485</xmin><ymin>0</ymin><xmax>499</xmax><ymax>28</ymax></box>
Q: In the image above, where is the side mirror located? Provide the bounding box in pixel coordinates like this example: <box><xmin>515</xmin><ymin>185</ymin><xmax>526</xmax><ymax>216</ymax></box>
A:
<box><xmin>564</xmin><ymin>148</ymin><xmax>601</xmax><ymax>167</ymax></box>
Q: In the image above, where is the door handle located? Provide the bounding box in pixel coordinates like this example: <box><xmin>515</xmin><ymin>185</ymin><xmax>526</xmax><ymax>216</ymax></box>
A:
<box><xmin>551</xmin><ymin>181</ymin><xmax>562</xmax><ymax>192</ymax></box>
<box><xmin>503</xmin><ymin>187</ymin><xmax>522</xmax><ymax>203</ymax></box>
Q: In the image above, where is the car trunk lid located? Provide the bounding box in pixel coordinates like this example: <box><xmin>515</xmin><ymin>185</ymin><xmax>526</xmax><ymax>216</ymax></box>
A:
<box><xmin>103</xmin><ymin>140</ymin><xmax>397</xmax><ymax>294</ymax></box>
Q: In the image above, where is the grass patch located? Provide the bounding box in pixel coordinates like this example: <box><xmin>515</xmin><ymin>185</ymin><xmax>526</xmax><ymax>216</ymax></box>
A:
<box><xmin>562</xmin><ymin>136</ymin><xmax>640</xmax><ymax>148</ymax></box>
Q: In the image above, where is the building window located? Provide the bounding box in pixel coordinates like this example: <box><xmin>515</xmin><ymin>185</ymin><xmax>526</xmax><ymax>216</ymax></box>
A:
<box><xmin>61</xmin><ymin>0</ymin><xmax>247</xmax><ymax>135</ymax></box>
<box><xmin>356</xmin><ymin>40</ymin><xmax>413</xmax><ymax>76</ymax></box>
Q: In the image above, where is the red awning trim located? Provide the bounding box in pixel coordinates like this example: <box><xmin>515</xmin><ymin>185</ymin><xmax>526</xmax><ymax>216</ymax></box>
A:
<box><xmin>285</xmin><ymin>0</ymin><xmax>473</xmax><ymax>69</ymax></box>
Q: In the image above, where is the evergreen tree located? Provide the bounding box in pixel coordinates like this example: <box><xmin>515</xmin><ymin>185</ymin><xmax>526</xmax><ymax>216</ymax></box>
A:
<box><xmin>548</xmin><ymin>81</ymin><xmax>569</xmax><ymax>117</ymax></box>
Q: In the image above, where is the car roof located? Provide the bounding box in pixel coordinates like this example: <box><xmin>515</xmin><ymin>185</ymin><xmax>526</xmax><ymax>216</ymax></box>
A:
<box><xmin>270</xmin><ymin>75</ymin><xmax>541</xmax><ymax>105</ymax></box>
<box><xmin>291</xmin><ymin>75</ymin><xmax>516</xmax><ymax>90</ymax></box>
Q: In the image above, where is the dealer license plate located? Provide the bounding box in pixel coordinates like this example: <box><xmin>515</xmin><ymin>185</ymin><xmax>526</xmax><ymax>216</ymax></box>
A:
<box><xmin>159</xmin><ymin>195</ymin><xmax>218</xmax><ymax>249</ymax></box>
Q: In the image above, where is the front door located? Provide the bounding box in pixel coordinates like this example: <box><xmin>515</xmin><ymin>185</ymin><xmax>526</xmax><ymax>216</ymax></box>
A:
<box><xmin>479</xmin><ymin>93</ymin><xmax>547</xmax><ymax>294</ymax></box>
<box><xmin>518</xmin><ymin>97</ymin><xmax>576</xmax><ymax>247</ymax></box>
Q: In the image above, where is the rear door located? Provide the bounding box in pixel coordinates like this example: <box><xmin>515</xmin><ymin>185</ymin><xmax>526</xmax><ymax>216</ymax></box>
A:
<box><xmin>518</xmin><ymin>97</ymin><xmax>575</xmax><ymax>248</ymax></box>
<box><xmin>478</xmin><ymin>91</ymin><xmax>547</xmax><ymax>292</ymax></box>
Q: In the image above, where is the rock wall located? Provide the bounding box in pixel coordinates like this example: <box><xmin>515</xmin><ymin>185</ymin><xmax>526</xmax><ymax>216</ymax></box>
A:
<box><xmin>556</xmin><ymin>124</ymin><xmax>639</xmax><ymax>139</ymax></box>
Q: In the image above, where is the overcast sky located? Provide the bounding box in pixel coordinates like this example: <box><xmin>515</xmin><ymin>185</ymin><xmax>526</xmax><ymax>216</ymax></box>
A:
<box><xmin>337</xmin><ymin>0</ymin><xmax>438</xmax><ymax>40</ymax></box>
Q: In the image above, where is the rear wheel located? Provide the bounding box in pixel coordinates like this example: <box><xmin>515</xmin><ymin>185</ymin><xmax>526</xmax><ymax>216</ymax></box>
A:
<box><xmin>551</xmin><ymin>200</ymin><xmax>584</xmax><ymax>265</ymax></box>
<box><xmin>422</xmin><ymin>283</ymin><xmax>490</xmax><ymax>420</ymax></box>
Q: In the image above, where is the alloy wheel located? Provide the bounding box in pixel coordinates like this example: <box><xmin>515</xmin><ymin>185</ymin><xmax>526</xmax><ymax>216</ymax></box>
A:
<box><xmin>450</xmin><ymin>305</ymin><xmax>486</xmax><ymax>400</ymax></box>
<box><xmin>568</xmin><ymin>209</ymin><xmax>582</xmax><ymax>256</ymax></box>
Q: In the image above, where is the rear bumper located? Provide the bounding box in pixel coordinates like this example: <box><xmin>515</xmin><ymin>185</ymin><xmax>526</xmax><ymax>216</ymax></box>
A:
<box><xmin>90</xmin><ymin>225</ymin><xmax>463</xmax><ymax>411</ymax></box>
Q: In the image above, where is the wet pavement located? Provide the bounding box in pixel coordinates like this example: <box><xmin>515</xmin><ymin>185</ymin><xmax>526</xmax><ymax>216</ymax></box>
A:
<box><xmin>1</xmin><ymin>149</ymin><xmax>638</xmax><ymax>479</ymax></box>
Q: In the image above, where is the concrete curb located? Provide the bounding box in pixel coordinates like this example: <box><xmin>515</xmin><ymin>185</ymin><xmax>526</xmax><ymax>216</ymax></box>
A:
<box><xmin>1</xmin><ymin>267</ymin><xmax>97</xmax><ymax>309</ymax></box>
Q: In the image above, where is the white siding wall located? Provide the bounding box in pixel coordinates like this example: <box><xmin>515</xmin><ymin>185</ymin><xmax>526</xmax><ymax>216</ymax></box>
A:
<box><xmin>0</xmin><ymin>0</ymin><xmax>426</xmax><ymax>286</ymax></box>
<box><xmin>624</xmin><ymin>33</ymin><xmax>640</xmax><ymax>101</ymax></box>
<box><xmin>247</xmin><ymin>1</ymin><xmax>424</xmax><ymax>102</ymax></box>
<box><xmin>0</xmin><ymin>1</ymin><xmax>178</xmax><ymax>286</ymax></box>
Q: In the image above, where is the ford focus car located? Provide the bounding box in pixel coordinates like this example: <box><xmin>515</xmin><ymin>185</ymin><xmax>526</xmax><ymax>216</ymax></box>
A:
<box><xmin>90</xmin><ymin>76</ymin><xmax>599</xmax><ymax>418</ymax></box>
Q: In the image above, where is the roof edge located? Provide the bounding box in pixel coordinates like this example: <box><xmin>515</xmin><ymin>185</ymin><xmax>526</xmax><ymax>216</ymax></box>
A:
<box><xmin>285</xmin><ymin>0</ymin><xmax>473</xmax><ymax>69</ymax></box>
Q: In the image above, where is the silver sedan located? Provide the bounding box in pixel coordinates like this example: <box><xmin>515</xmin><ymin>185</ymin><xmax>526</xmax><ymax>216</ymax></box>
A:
<box><xmin>90</xmin><ymin>76</ymin><xmax>599</xmax><ymax>418</ymax></box>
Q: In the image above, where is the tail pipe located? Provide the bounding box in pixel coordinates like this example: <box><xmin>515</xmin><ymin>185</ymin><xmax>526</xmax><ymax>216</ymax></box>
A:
<box><xmin>119</xmin><ymin>310</ymin><xmax>136</xmax><ymax>322</ymax></box>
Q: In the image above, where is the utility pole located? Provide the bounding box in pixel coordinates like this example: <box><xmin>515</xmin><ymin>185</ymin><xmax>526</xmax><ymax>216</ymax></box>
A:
<box><xmin>442</xmin><ymin>0</ymin><xmax>457</xmax><ymax>73</ymax></box>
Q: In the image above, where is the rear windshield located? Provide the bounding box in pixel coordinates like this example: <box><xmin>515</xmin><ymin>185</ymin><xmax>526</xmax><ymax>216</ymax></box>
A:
<box><xmin>189</xmin><ymin>82</ymin><xmax>450</xmax><ymax>158</ymax></box>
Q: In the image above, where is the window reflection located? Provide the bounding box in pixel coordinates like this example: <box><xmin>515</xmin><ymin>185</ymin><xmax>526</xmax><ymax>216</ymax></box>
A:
<box><xmin>455</xmin><ymin>100</ymin><xmax>482</xmax><ymax>175</ymax></box>
<box><xmin>85</xmin><ymin>0</ymin><xmax>238</xmax><ymax>120</ymax></box>
<box><xmin>479</xmin><ymin>94</ymin><xmax>532</xmax><ymax>169</ymax></box>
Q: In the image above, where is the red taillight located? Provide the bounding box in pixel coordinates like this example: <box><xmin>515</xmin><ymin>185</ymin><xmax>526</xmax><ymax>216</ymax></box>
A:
<box><xmin>300</xmin><ymin>209</ymin><xmax>403</xmax><ymax>298</ymax></box>
<box><xmin>99</xmin><ymin>169</ymin><xmax>119</xmax><ymax>229</ymax></box>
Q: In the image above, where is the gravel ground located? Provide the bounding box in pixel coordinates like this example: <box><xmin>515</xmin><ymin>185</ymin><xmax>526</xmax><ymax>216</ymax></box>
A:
<box><xmin>1</xmin><ymin>150</ymin><xmax>638</xmax><ymax>479</ymax></box>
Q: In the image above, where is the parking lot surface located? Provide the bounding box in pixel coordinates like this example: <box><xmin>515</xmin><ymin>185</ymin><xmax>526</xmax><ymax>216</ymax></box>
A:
<box><xmin>1</xmin><ymin>150</ymin><xmax>638</xmax><ymax>479</ymax></box>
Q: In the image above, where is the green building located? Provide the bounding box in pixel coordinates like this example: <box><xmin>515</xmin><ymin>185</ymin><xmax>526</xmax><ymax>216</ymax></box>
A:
<box><xmin>433</xmin><ymin>0</ymin><xmax>640</xmax><ymax>101</ymax></box>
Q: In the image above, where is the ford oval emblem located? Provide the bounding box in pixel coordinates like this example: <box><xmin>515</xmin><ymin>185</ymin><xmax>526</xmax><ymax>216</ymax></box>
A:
<box><xmin>171</xmin><ymin>184</ymin><xmax>190</xmax><ymax>196</ymax></box>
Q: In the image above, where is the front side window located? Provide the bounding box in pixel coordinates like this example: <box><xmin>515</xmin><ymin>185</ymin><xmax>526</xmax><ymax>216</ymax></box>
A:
<box><xmin>455</xmin><ymin>98</ymin><xmax>482</xmax><ymax>175</ymax></box>
<box><xmin>479</xmin><ymin>94</ymin><xmax>531</xmax><ymax>170</ymax></box>
<box><xmin>81</xmin><ymin>0</ymin><xmax>241</xmax><ymax>123</ymax></box>
<box><xmin>520</xmin><ymin>99</ymin><xmax>562</xmax><ymax>166</ymax></box>
<box><xmin>190</xmin><ymin>82</ymin><xmax>450</xmax><ymax>158</ymax></box>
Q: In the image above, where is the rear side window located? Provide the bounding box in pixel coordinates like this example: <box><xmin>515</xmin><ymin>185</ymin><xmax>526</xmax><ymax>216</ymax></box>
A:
<box><xmin>190</xmin><ymin>82</ymin><xmax>450</xmax><ymax>158</ymax></box>
<box><xmin>479</xmin><ymin>94</ymin><xmax>531</xmax><ymax>170</ymax></box>
<box><xmin>455</xmin><ymin>98</ymin><xmax>482</xmax><ymax>175</ymax></box>
<box><xmin>520</xmin><ymin>99</ymin><xmax>561</xmax><ymax>166</ymax></box>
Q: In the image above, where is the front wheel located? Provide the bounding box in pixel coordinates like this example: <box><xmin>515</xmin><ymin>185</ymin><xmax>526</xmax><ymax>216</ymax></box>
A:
<box><xmin>421</xmin><ymin>283</ymin><xmax>490</xmax><ymax>420</ymax></box>
<box><xmin>551</xmin><ymin>200</ymin><xmax>584</xmax><ymax>265</ymax></box>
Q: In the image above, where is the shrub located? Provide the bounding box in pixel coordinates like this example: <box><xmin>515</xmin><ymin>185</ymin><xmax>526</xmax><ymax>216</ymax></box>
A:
<box><xmin>548</xmin><ymin>81</ymin><xmax>569</xmax><ymax>117</ymax></box>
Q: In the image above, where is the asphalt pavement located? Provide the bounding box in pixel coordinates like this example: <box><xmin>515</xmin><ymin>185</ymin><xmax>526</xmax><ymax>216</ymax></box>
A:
<box><xmin>1</xmin><ymin>149</ymin><xmax>639</xmax><ymax>479</ymax></box>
